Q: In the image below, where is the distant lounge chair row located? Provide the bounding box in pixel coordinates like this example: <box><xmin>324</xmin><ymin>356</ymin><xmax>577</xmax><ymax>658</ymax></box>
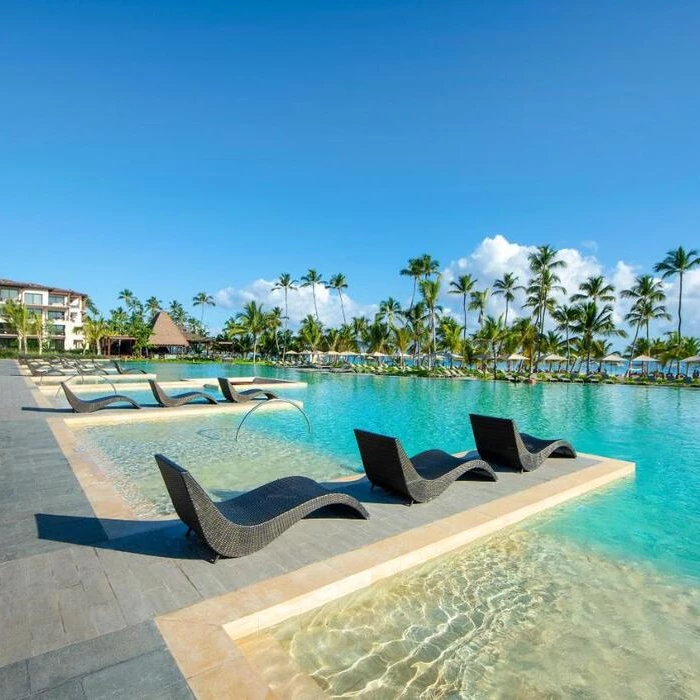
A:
<box><xmin>60</xmin><ymin>377</ymin><xmax>280</xmax><ymax>413</ymax></box>
<box><xmin>155</xmin><ymin>414</ymin><xmax>575</xmax><ymax>562</ymax></box>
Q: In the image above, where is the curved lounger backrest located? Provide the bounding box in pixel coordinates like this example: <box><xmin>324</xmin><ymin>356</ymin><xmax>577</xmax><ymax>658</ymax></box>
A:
<box><xmin>469</xmin><ymin>413</ymin><xmax>521</xmax><ymax>469</ymax></box>
<box><xmin>154</xmin><ymin>454</ymin><xmax>218</xmax><ymax>539</ymax></box>
<box><xmin>148</xmin><ymin>380</ymin><xmax>171</xmax><ymax>406</ymax></box>
<box><xmin>353</xmin><ymin>429</ymin><xmax>421</xmax><ymax>500</ymax></box>
<box><xmin>217</xmin><ymin>377</ymin><xmax>239</xmax><ymax>402</ymax></box>
<box><xmin>61</xmin><ymin>382</ymin><xmax>84</xmax><ymax>412</ymax></box>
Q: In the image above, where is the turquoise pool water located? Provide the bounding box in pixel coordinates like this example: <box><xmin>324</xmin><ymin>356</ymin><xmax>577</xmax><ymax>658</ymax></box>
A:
<box><xmin>73</xmin><ymin>362</ymin><xmax>700</xmax><ymax>695</ymax></box>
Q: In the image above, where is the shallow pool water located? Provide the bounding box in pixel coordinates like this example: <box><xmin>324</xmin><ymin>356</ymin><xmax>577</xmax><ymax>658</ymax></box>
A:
<box><xmin>72</xmin><ymin>362</ymin><xmax>700</xmax><ymax>693</ymax></box>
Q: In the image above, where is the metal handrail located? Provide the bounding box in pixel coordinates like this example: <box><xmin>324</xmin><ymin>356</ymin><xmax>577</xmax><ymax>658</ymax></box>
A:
<box><xmin>235</xmin><ymin>399</ymin><xmax>311</xmax><ymax>441</ymax></box>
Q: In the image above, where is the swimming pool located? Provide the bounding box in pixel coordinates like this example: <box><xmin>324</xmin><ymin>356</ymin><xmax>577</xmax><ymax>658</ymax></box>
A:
<box><xmin>72</xmin><ymin>363</ymin><xmax>700</xmax><ymax>694</ymax></box>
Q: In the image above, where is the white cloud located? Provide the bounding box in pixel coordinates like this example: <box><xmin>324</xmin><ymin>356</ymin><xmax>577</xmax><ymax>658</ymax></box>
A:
<box><xmin>215</xmin><ymin>278</ymin><xmax>376</xmax><ymax>327</ymax></box>
<box><xmin>213</xmin><ymin>236</ymin><xmax>700</xmax><ymax>339</ymax></box>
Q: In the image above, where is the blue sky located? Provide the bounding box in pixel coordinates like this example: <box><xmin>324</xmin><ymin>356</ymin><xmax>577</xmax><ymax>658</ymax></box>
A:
<box><xmin>2</xmin><ymin>1</ymin><xmax>699</xmax><ymax>333</ymax></box>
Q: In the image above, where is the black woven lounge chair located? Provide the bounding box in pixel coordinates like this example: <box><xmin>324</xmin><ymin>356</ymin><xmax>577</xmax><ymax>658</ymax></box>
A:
<box><xmin>217</xmin><ymin>377</ymin><xmax>278</xmax><ymax>403</ymax></box>
<box><xmin>61</xmin><ymin>382</ymin><xmax>141</xmax><ymax>414</ymax></box>
<box><xmin>148</xmin><ymin>380</ymin><xmax>217</xmax><ymax>407</ymax></box>
<box><xmin>112</xmin><ymin>360</ymin><xmax>147</xmax><ymax>375</ymax></box>
<box><xmin>353</xmin><ymin>429</ymin><xmax>497</xmax><ymax>504</ymax></box>
<box><xmin>154</xmin><ymin>454</ymin><xmax>370</xmax><ymax>561</ymax></box>
<box><xmin>469</xmin><ymin>413</ymin><xmax>577</xmax><ymax>472</ymax></box>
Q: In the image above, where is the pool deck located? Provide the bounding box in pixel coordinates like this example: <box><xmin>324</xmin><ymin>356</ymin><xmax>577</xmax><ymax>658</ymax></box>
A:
<box><xmin>0</xmin><ymin>359</ymin><xmax>635</xmax><ymax>699</ymax></box>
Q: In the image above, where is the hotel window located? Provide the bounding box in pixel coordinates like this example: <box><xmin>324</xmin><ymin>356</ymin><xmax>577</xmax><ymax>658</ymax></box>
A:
<box><xmin>0</xmin><ymin>288</ymin><xmax>20</xmax><ymax>300</ymax></box>
<box><xmin>24</xmin><ymin>292</ymin><xmax>43</xmax><ymax>305</ymax></box>
<box><xmin>49</xmin><ymin>294</ymin><xmax>66</xmax><ymax>305</ymax></box>
<box><xmin>48</xmin><ymin>310</ymin><xmax>65</xmax><ymax>321</ymax></box>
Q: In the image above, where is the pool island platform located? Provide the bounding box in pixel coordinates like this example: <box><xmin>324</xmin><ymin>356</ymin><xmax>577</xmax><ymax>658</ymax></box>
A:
<box><xmin>0</xmin><ymin>360</ymin><xmax>634</xmax><ymax>698</ymax></box>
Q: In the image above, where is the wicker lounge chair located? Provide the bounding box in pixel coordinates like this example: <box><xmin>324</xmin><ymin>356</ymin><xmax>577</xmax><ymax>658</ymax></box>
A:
<box><xmin>154</xmin><ymin>454</ymin><xmax>370</xmax><ymax>561</ymax></box>
<box><xmin>61</xmin><ymin>382</ymin><xmax>141</xmax><ymax>413</ymax></box>
<box><xmin>353</xmin><ymin>429</ymin><xmax>497</xmax><ymax>504</ymax></box>
<box><xmin>469</xmin><ymin>413</ymin><xmax>576</xmax><ymax>472</ymax></box>
<box><xmin>148</xmin><ymin>380</ymin><xmax>217</xmax><ymax>407</ymax></box>
<box><xmin>112</xmin><ymin>360</ymin><xmax>147</xmax><ymax>375</ymax></box>
<box><xmin>217</xmin><ymin>377</ymin><xmax>278</xmax><ymax>403</ymax></box>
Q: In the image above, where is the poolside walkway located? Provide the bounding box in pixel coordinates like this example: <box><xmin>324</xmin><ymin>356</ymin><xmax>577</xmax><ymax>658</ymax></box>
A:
<box><xmin>0</xmin><ymin>359</ymin><xmax>633</xmax><ymax>698</ymax></box>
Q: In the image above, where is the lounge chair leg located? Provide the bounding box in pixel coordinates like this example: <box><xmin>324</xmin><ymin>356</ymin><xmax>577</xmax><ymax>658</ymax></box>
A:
<box><xmin>211</xmin><ymin>554</ymin><xmax>220</xmax><ymax>564</ymax></box>
<box><xmin>185</xmin><ymin>527</ymin><xmax>192</xmax><ymax>537</ymax></box>
<box><xmin>370</xmin><ymin>483</ymin><xmax>375</xmax><ymax>491</ymax></box>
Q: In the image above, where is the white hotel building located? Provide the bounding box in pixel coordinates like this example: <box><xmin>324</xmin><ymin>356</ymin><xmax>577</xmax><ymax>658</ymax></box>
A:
<box><xmin>0</xmin><ymin>278</ymin><xmax>88</xmax><ymax>351</ymax></box>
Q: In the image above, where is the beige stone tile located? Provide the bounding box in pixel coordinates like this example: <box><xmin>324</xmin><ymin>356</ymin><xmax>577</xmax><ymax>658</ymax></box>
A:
<box><xmin>157</xmin><ymin>618</ymin><xmax>237</xmax><ymax>678</ymax></box>
<box><xmin>188</xmin><ymin>656</ymin><xmax>273</xmax><ymax>700</ymax></box>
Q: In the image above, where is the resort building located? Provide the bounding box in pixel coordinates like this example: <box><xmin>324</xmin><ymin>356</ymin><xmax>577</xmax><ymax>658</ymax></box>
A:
<box><xmin>0</xmin><ymin>278</ymin><xmax>88</xmax><ymax>351</ymax></box>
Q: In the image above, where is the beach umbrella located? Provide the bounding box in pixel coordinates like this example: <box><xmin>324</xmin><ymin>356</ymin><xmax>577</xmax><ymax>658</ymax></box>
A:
<box><xmin>602</xmin><ymin>354</ymin><xmax>624</xmax><ymax>363</ymax></box>
<box><xmin>285</xmin><ymin>350</ymin><xmax>299</xmax><ymax>355</ymax></box>
<box><xmin>343</xmin><ymin>351</ymin><xmax>359</xmax><ymax>356</ymax></box>
<box><xmin>507</xmin><ymin>352</ymin><xmax>528</xmax><ymax>361</ymax></box>
<box><xmin>543</xmin><ymin>353</ymin><xmax>566</xmax><ymax>362</ymax></box>
<box><xmin>681</xmin><ymin>355</ymin><xmax>700</xmax><ymax>364</ymax></box>
<box><xmin>325</xmin><ymin>350</ymin><xmax>339</xmax><ymax>356</ymax></box>
<box><xmin>632</xmin><ymin>354</ymin><xmax>657</xmax><ymax>363</ymax></box>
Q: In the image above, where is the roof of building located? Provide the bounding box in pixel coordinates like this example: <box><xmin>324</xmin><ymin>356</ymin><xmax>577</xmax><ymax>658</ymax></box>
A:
<box><xmin>0</xmin><ymin>278</ymin><xmax>87</xmax><ymax>297</ymax></box>
<box><xmin>149</xmin><ymin>311</ymin><xmax>190</xmax><ymax>347</ymax></box>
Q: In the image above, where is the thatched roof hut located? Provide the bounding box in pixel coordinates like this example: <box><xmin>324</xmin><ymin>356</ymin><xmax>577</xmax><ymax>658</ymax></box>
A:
<box><xmin>149</xmin><ymin>311</ymin><xmax>189</xmax><ymax>353</ymax></box>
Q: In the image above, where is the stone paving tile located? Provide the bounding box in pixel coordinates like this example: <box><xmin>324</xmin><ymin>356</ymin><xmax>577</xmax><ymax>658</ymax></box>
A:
<box><xmin>80</xmin><ymin>649</ymin><xmax>184</xmax><ymax>700</ymax></box>
<box><xmin>26</xmin><ymin>621</ymin><xmax>165</xmax><ymax>693</ymax></box>
<box><xmin>0</xmin><ymin>660</ymin><xmax>29</xmax><ymax>700</ymax></box>
<box><xmin>31</xmin><ymin>678</ymin><xmax>86</xmax><ymax>700</ymax></box>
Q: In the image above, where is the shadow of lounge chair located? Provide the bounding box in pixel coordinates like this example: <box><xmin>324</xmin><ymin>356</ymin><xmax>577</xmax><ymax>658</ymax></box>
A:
<box><xmin>113</xmin><ymin>360</ymin><xmax>147</xmax><ymax>375</ymax></box>
<box><xmin>353</xmin><ymin>428</ymin><xmax>497</xmax><ymax>504</ymax></box>
<box><xmin>469</xmin><ymin>413</ymin><xmax>576</xmax><ymax>472</ymax></box>
<box><xmin>61</xmin><ymin>382</ymin><xmax>141</xmax><ymax>414</ymax></box>
<box><xmin>148</xmin><ymin>380</ymin><xmax>218</xmax><ymax>407</ymax></box>
<box><xmin>217</xmin><ymin>377</ymin><xmax>278</xmax><ymax>403</ymax></box>
<box><xmin>154</xmin><ymin>454</ymin><xmax>370</xmax><ymax>561</ymax></box>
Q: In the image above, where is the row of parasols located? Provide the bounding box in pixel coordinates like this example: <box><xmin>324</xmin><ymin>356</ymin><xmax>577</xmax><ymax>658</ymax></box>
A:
<box><xmin>282</xmin><ymin>349</ymin><xmax>700</xmax><ymax>366</ymax></box>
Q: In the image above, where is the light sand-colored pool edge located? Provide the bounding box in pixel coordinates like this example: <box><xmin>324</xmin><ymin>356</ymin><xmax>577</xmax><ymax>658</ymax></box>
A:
<box><xmin>155</xmin><ymin>456</ymin><xmax>634</xmax><ymax>699</ymax></box>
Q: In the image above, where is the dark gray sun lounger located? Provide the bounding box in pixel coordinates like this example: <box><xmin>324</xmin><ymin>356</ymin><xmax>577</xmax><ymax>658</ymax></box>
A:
<box><xmin>217</xmin><ymin>377</ymin><xmax>278</xmax><ymax>403</ymax></box>
<box><xmin>353</xmin><ymin>428</ymin><xmax>497</xmax><ymax>504</ymax></box>
<box><xmin>148</xmin><ymin>379</ymin><xmax>218</xmax><ymax>407</ymax></box>
<box><xmin>61</xmin><ymin>382</ymin><xmax>141</xmax><ymax>413</ymax></box>
<box><xmin>154</xmin><ymin>454</ymin><xmax>369</xmax><ymax>561</ymax></box>
<box><xmin>469</xmin><ymin>413</ymin><xmax>576</xmax><ymax>472</ymax></box>
<box><xmin>112</xmin><ymin>360</ymin><xmax>147</xmax><ymax>375</ymax></box>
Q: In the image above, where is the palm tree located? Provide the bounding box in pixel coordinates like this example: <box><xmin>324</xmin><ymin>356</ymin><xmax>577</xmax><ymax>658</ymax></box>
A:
<box><xmin>570</xmin><ymin>275</ymin><xmax>615</xmax><ymax>304</ymax></box>
<box><xmin>419</xmin><ymin>278</ymin><xmax>441</xmax><ymax>367</ymax></box>
<box><xmin>570</xmin><ymin>302</ymin><xmax>626</xmax><ymax>374</ymax></box>
<box><xmin>525</xmin><ymin>247</ymin><xmax>567</xmax><ymax>369</ymax></box>
<box><xmin>168</xmin><ymin>300</ymin><xmax>187</xmax><ymax>326</ymax></box>
<box><xmin>492</xmin><ymin>272</ymin><xmax>519</xmax><ymax>326</ymax></box>
<box><xmin>192</xmin><ymin>292</ymin><xmax>215</xmax><ymax>327</ymax></box>
<box><xmin>81</xmin><ymin>316</ymin><xmax>109</xmax><ymax>355</ymax></box>
<box><xmin>327</xmin><ymin>273</ymin><xmax>349</xmax><ymax>325</ymax></box>
<box><xmin>272</xmin><ymin>273</ymin><xmax>298</xmax><ymax>334</ymax></box>
<box><xmin>145</xmin><ymin>296</ymin><xmax>162</xmax><ymax>320</ymax></box>
<box><xmin>28</xmin><ymin>311</ymin><xmax>47</xmax><ymax>355</ymax></box>
<box><xmin>2</xmin><ymin>299</ymin><xmax>29</xmax><ymax>352</ymax></box>
<box><xmin>298</xmin><ymin>315</ymin><xmax>324</xmax><ymax>355</ymax></box>
<box><xmin>419</xmin><ymin>254</ymin><xmax>441</xmax><ymax>279</ymax></box>
<box><xmin>300</xmin><ymin>269</ymin><xmax>324</xmax><ymax>322</ymax></box>
<box><xmin>653</xmin><ymin>246</ymin><xmax>700</xmax><ymax>340</ymax></box>
<box><xmin>621</xmin><ymin>275</ymin><xmax>669</xmax><ymax>373</ymax></box>
<box><xmin>393</xmin><ymin>326</ymin><xmax>412</xmax><ymax>368</ymax></box>
<box><xmin>449</xmin><ymin>273</ymin><xmax>477</xmax><ymax>342</ymax></box>
<box><xmin>266</xmin><ymin>307</ymin><xmax>283</xmax><ymax>356</ymax></box>
<box><xmin>552</xmin><ymin>304</ymin><xmax>579</xmax><ymax>370</ymax></box>
<box><xmin>400</xmin><ymin>257</ymin><xmax>423</xmax><ymax>310</ymax></box>
<box><xmin>468</xmin><ymin>289</ymin><xmax>490</xmax><ymax>330</ymax></box>
<box><xmin>117</xmin><ymin>289</ymin><xmax>136</xmax><ymax>311</ymax></box>
<box><xmin>477</xmin><ymin>316</ymin><xmax>506</xmax><ymax>379</ymax></box>
<box><xmin>236</xmin><ymin>301</ymin><xmax>267</xmax><ymax>363</ymax></box>
<box><xmin>377</xmin><ymin>297</ymin><xmax>403</xmax><ymax>329</ymax></box>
